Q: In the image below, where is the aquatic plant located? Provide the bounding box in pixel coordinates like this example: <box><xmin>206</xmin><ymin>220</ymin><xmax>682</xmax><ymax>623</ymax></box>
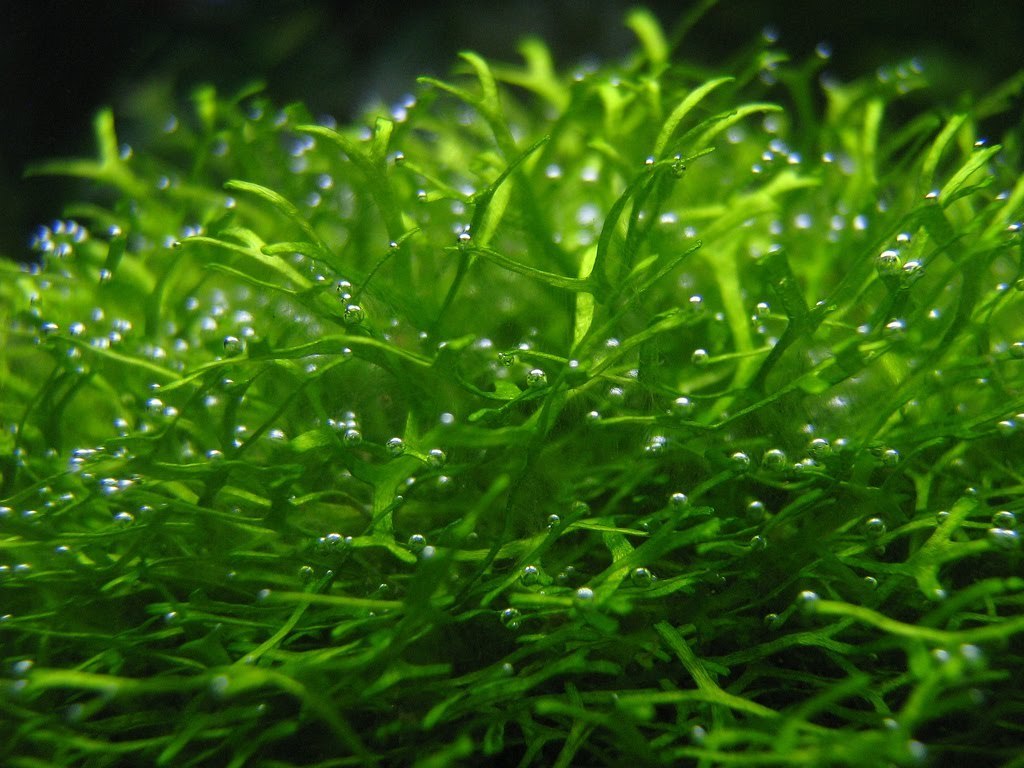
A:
<box><xmin>2</xmin><ymin>9</ymin><xmax>1024</xmax><ymax>766</ymax></box>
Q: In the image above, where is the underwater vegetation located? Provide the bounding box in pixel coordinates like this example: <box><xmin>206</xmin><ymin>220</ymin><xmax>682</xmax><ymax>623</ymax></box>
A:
<box><xmin>2</xmin><ymin>8</ymin><xmax>1024</xmax><ymax>767</ymax></box>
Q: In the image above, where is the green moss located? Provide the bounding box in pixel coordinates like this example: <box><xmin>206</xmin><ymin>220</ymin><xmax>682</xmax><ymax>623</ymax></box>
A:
<box><xmin>2</xmin><ymin>9</ymin><xmax>1024</xmax><ymax>766</ymax></box>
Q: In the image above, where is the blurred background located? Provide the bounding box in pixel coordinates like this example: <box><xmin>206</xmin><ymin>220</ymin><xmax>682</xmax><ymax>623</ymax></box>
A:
<box><xmin>3</xmin><ymin>0</ymin><xmax>1023</xmax><ymax>261</ymax></box>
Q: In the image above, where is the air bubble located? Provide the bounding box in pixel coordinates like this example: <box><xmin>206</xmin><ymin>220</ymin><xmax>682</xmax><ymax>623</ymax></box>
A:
<box><xmin>988</xmin><ymin>527</ymin><xmax>1020</xmax><ymax>550</ymax></box>
<box><xmin>427</xmin><ymin>448</ymin><xmax>447</xmax><ymax>468</ymax></box>
<box><xmin>1010</xmin><ymin>342</ymin><xmax>1024</xmax><ymax>359</ymax></box>
<box><xmin>630</xmin><ymin>567</ymin><xmax>654</xmax><ymax>587</ymax></box>
<box><xmin>877</xmin><ymin>249</ymin><xmax>902</xmax><ymax>275</ymax></box>
<box><xmin>671</xmin><ymin>396</ymin><xmax>694</xmax><ymax>417</ymax></box>
<box><xmin>762</xmin><ymin>448</ymin><xmax>788</xmax><ymax>471</ymax></box>
<box><xmin>644</xmin><ymin>435</ymin><xmax>667</xmax><ymax>455</ymax></box>
<box><xmin>669</xmin><ymin>492</ymin><xmax>689</xmax><ymax>509</ymax></box>
<box><xmin>526</xmin><ymin>369</ymin><xmax>548</xmax><ymax>388</ymax></box>
<box><xmin>992</xmin><ymin>511</ymin><xmax>1016</xmax><ymax>529</ymax></box>
<box><xmin>796</xmin><ymin>590</ymin><xmax>820</xmax><ymax>613</ymax></box>
<box><xmin>546</xmin><ymin>514</ymin><xmax>561</xmax><ymax>529</ymax></box>
<box><xmin>343</xmin><ymin>428</ymin><xmax>362</xmax><ymax>446</ymax></box>
<box><xmin>881</xmin><ymin>448</ymin><xmax>900</xmax><ymax>467</ymax></box>
<box><xmin>386</xmin><ymin>437</ymin><xmax>406</xmax><ymax>457</ymax></box>
<box><xmin>521</xmin><ymin>565</ymin><xmax>540</xmax><ymax>586</ymax></box>
<box><xmin>864</xmin><ymin>517</ymin><xmax>887</xmax><ymax>538</ymax></box>
<box><xmin>730</xmin><ymin>452</ymin><xmax>751</xmax><ymax>472</ymax></box>
<box><xmin>408</xmin><ymin>534</ymin><xmax>427</xmax><ymax>553</ymax></box>
<box><xmin>691</xmin><ymin>348</ymin><xmax>710</xmax><ymax>366</ymax></box>
<box><xmin>749</xmin><ymin>535</ymin><xmax>767</xmax><ymax>551</ymax></box>
<box><xmin>222</xmin><ymin>335</ymin><xmax>244</xmax><ymax>356</ymax></box>
<box><xmin>575</xmin><ymin>586</ymin><xmax>595</xmax><ymax>602</ymax></box>
<box><xmin>500</xmin><ymin>607</ymin><xmax>521</xmax><ymax>629</ymax></box>
<box><xmin>746</xmin><ymin>500</ymin><xmax>766</xmax><ymax>521</ymax></box>
<box><xmin>808</xmin><ymin>438</ymin><xmax>831</xmax><ymax>458</ymax></box>
<box><xmin>343</xmin><ymin>304</ymin><xmax>364</xmax><ymax>325</ymax></box>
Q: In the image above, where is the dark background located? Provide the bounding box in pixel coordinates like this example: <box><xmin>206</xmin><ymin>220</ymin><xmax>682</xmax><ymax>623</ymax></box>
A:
<box><xmin>3</xmin><ymin>0</ymin><xmax>1023</xmax><ymax>261</ymax></box>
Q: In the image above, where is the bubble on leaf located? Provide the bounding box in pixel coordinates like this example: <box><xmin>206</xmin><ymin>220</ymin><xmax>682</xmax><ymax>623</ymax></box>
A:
<box><xmin>343</xmin><ymin>304</ymin><xmax>364</xmax><ymax>325</ymax></box>
<box><xmin>988</xmin><ymin>527</ymin><xmax>1020</xmax><ymax>550</ymax></box>
<box><xmin>796</xmin><ymin>590</ymin><xmax>820</xmax><ymax>613</ymax></box>
<box><xmin>864</xmin><ymin>517</ymin><xmax>887</xmax><ymax>538</ymax></box>
<box><xmin>386</xmin><ymin>437</ymin><xmax>406</xmax><ymax>457</ymax></box>
<box><xmin>500</xmin><ymin>607</ymin><xmax>521</xmax><ymax>630</ymax></box>
<box><xmin>671</xmin><ymin>396</ymin><xmax>693</xmax><ymax>417</ymax></box>
<box><xmin>669</xmin><ymin>492</ymin><xmax>689</xmax><ymax>509</ymax></box>
<box><xmin>630</xmin><ymin>567</ymin><xmax>654</xmax><ymax>587</ymax></box>
<box><xmin>992</xmin><ymin>511</ymin><xmax>1016</xmax><ymax>529</ymax></box>
<box><xmin>575</xmin><ymin>586</ymin><xmax>595</xmax><ymax>602</ymax></box>
<box><xmin>762</xmin><ymin>448</ymin><xmax>788</xmax><ymax>471</ymax></box>
<box><xmin>730</xmin><ymin>452</ymin><xmax>751</xmax><ymax>472</ymax></box>
<box><xmin>521</xmin><ymin>565</ymin><xmax>540</xmax><ymax>586</ymax></box>
<box><xmin>526</xmin><ymin>368</ymin><xmax>548</xmax><ymax>388</ymax></box>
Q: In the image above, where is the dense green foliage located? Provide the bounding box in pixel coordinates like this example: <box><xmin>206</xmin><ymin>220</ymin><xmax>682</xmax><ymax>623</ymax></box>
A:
<box><xmin>2</xmin><ymin>10</ymin><xmax>1024</xmax><ymax>766</ymax></box>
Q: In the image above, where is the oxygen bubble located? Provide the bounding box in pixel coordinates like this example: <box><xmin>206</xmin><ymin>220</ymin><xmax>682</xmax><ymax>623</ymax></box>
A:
<box><xmin>546</xmin><ymin>514</ymin><xmax>561</xmax><ymax>529</ymax></box>
<box><xmin>342</xmin><ymin>428</ymin><xmax>362</xmax><ymax>446</ymax></box>
<box><xmin>746</xmin><ymin>500</ymin><xmax>766</xmax><ymax>521</ymax></box>
<box><xmin>992</xmin><ymin>511</ymin><xmax>1016</xmax><ymax>529</ymax></box>
<box><xmin>408</xmin><ymin>534</ymin><xmax>427</xmax><ymax>553</ymax></box>
<box><xmin>1009</xmin><ymin>342</ymin><xmax>1024</xmax><ymax>359</ymax></box>
<box><xmin>521</xmin><ymin>565</ymin><xmax>540</xmax><ymax>586</ymax></box>
<box><xmin>763</xmin><ymin>612</ymin><xmax>779</xmax><ymax>628</ymax></box>
<box><xmin>762</xmin><ymin>448</ymin><xmax>788</xmax><ymax>471</ymax></box>
<box><xmin>881</xmin><ymin>448</ymin><xmax>900</xmax><ymax>467</ymax></box>
<box><xmin>997</xmin><ymin>420</ymin><xmax>1017</xmax><ymax>435</ymax></box>
<box><xmin>749</xmin><ymin>535</ymin><xmax>767</xmax><ymax>551</ymax></box>
<box><xmin>808</xmin><ymin>437</ymin><xmax>831</xmax><ymax>458</ymax></box>
<box><xmin>959</xmin><ymin>644</ymin><xmax>984</xmax><ymax>668</ymax></box>
<box><xmin>877</xmin><ymin>249</ymin><xmax>902</xmax><ymax>275</ymax></box>
<box><xmin>427</xmin><ymin>448</ymin><xmax>447</xmax><ymax>468</ymax></box>
<box><xmin>644</xmin><ymin>435</ymin><xmax>667</xmax><ymax>455</ymax></box>
<box><xmin>988</xmin><ymin>528</ymin><xmax>1020</xmax><ymax>549</ymax></box>
<box><xmin>575</xmin><ymin>586</ymin><xmax>595</xmax><ymax>602</ymax></box>
<box><xmin>691</xmin><ymin>348</ymin><xmax>710</xmax><ymax>366</ymax></box>
<box><xmin>385</xmin><ymin>437</ymin><xmax>406</xmax><ymax>457</ymax></box>
<box><xmin>500</xmin><ymin>607</ymin><xmax>521</xmax><ymax>630</ymax></box>
<box><xmin>864</xmin><ymin>517</ymin><xmax>887</xmax><ymax>538</ymax></box>
<box><xmin>885</xmin><ymin>319</ymin><xmax>906</xmax><ymax>336</ymax></box>
<box><xmin>222</xmin><ymin>335</ymin><xmax>244</xmax><ymax>356</ymax></box>
<box><xmin>669</xmin><ymin>492</ymin><xmax>689</xmax><ymax>509</ymax></box>
<box><xmin>343</xmin><ymin>304</ymin><xmax>364</xmax><ymax>325</ymax></box>
<box><xmin>631</xmin><ymin>567</ymin><xmax>654</xmax><ymax>587</ymax></box>
<box><xmin>113</xmin><ymin>511</ymin><xmax>135</xmax><ymax>526</ymax></box>
<box><xmin>863</xmin><ymin>576</ymin><xmax>878</xmax><ymax>590</ymax></box>
<box><xmin>298</xmin><ymin>565</ymin><xmax>315</xmax><ymax>583</ymax></box>
<box><xmin>526</xmin><ymin>368</ymin><xmax>547</xmax><ymax>388</ymax></box>
<box><xmin>730</xmin><ymin>452</ymin><xmax>751</xmax><ymax>472</ymax></box>
<box><xmin>797</xmin><ymin>590</ymin><xmax>820</xmax><ymax>613</ymax></box>
<box><xmin>671</xmin><ymin>396</ymin><xmax>693</xmax><ymax>417</ymax></box>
